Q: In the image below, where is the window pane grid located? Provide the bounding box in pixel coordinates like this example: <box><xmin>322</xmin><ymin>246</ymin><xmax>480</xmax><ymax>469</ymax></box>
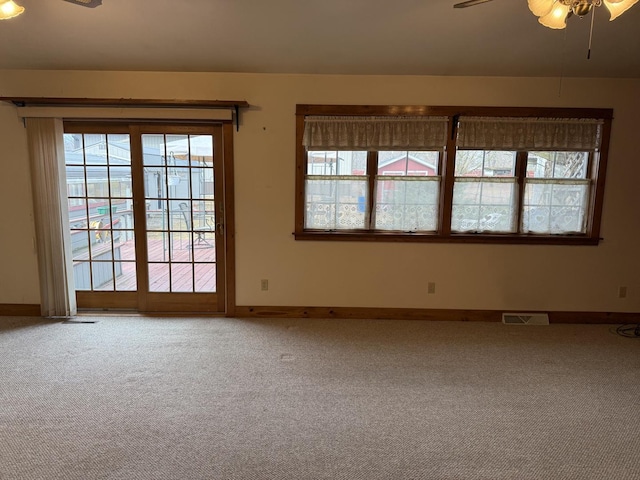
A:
<box><xmin>451</xmin><ymin>179</ymin><xmax>517</xmax><ymax>233</ymax></box>
<box><xmin>452</xmin><ymin>150</ymin><xmax>518</xmax><ymax>233</ymax></box>
<box><xmin>377</xmin><ymin>151</ymin><xmax>440</xmax><ymax>177</ymax></box>
<box><xmin>305</xmin><ymin>178</ymin><xmax>367</xmax><ymax>230</ymax></box>
<box><xmin>375</xmin><ymin>176</ymin><xmax>440</xmax><ymax>232</ymax></box>
<box><xmin>64</xmin><ymin>133</ymin><xmax>135</xmax><ymax>292</ymax></box>
<box><xmin>307</xmin><ymin>151</ymin><xmax>367</xmax><ymax>177</ymax></box>
<box><xmin>522</xmin><ymin>179</ymin><xmax>590</xmax><ymax>234</ymax></box>
<box><xmin>528</xmin><ymin>151</ymin><xmax>589</xmax><ymax>179</ymax></box>
<box><xmin>142</xmin><ymin>134</ymin><xmax>216</xmax><ymax>293</ymax></box>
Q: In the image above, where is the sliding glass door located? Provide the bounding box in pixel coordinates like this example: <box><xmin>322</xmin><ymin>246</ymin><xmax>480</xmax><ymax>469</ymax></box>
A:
<box><xmin>63</xmin><ymin>123</ymin><xmax>229</xmax><ymax>313</ymax></box>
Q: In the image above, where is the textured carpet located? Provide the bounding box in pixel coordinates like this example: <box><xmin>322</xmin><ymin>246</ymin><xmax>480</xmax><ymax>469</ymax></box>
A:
<box><xmin>0</xmin><ymin>316</ymin><xmax>638</xmax><ymax>480</ymax></box>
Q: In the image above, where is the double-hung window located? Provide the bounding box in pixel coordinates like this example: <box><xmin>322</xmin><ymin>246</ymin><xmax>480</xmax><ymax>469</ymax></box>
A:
<box><xmin>374</xmin><ymin>150</ymin><xmax>441</xmax><ymax>232</ymax></box>
<box><xmin>300</xmin><ymin>113</ymin><xmax>447</xmax><ymax>233</ymax></box>
<box><xmin>295</xmin><ymin>105</ymin><xmax>612</xmax><ymax>245</ymax></box>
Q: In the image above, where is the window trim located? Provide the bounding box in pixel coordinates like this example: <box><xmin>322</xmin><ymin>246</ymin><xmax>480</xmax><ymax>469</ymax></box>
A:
<box><xmin>295</xmin><ymin>105</ymin><xmax>613</xmax><ymax>245</ymax></box>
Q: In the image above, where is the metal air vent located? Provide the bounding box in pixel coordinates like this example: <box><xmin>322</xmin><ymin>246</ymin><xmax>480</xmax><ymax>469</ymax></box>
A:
<box><xmin>502</xmin><ymin>313</ymin><xmax>550</xmax><ymax>326</ymax></box>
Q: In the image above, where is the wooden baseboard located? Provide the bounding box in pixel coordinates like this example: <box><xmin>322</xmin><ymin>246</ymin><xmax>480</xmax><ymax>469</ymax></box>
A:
<box><xmin>0</xmin><ymin>304</ymin><xmax>41</xmax><ymax>317</ymax></box>
<box><xmin>3</xmin><ymin>302</ymin><xmax>637</xmax><ymax>324</ymax></box>
<box><xmin>546</xmin><ymin>311</ymin><xmax>640</xmax><ymax>324</ymax></box>
<box><xmin>235</xmin><ymin>306</ymin><xmax>640</xmax><ymax>324</ymax></box>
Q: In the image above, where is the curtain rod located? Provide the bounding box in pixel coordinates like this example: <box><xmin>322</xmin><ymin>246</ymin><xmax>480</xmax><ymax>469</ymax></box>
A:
<box><xmin>0</xmin><ymin>97</ymin><xmax>251</xmax><ymax>131</ymax></box>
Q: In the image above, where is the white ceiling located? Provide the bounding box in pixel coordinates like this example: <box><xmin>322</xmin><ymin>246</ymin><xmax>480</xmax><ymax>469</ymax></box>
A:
<box><xmin>1</xmin><ymin>0</ymin><xmax>639</xmax><ymax>78</ymax></box>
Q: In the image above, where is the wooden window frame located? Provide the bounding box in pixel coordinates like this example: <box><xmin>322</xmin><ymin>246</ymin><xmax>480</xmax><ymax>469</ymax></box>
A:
<box><xmin>294</xmin><ymin>105</ymin><xmax>613</xmax><ymax>245</ymax></box>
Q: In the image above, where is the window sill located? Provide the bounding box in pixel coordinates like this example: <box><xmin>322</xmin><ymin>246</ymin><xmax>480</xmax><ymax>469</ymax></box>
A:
<box><xmin>294</xmin><ymin>230</ymin><xmax>601</xmax><ymax>245</ymax></box>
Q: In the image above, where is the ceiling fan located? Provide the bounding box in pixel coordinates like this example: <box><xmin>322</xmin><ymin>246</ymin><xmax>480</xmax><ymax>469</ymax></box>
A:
<box><xmin>453</xmin><ymin>0</ymin><xmax>639</xmax><ymax>22</ymax></box>
<box><xmin>453</xmin><ymin>0</ymin><xmax>493</xmax><ymax>7</ymax></box>
<box><xmin>453</xmin><ymin>0</ymin><xmax>639</xmax><ymax>58</ymax></box>
<box><xmin>452</xmin><ymin>0</ymin><xmax>607</xmax><ymax>18</ymax></box>
<box><xmin>62</xmin><ymin>0</ymin><xmax>102</xmax><ymax>7</ymax></box>
<box><xmin>0</xmin><ymin>0</ymin><xmax>101</xmax><ymax>20</ymax></box>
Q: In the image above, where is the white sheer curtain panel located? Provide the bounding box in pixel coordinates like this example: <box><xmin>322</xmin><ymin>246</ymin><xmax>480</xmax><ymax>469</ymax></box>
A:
<box><xmin>303</xmin><ymin>116</ymin><xmax>448</xmax><ymax>150</ymax></box>
<box><xmin>457</xmin><ymin>117</ymin><xmax>603</xmax><ymax>151</ymax></box>
<box><xmin>26</xmin><ymin>117</ymin><xmax>77</xmax><ymax>318</ymax></box>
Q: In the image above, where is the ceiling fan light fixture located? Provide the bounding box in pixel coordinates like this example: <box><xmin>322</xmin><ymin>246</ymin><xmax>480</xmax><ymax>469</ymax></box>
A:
<box><xmin>603</xmin><ymin>0</ymin><xmax>639</xmax><ymax>20</ymax></box>
<box><xmin>528</xmin><ymin>0</ymin><xmax>556</xmax><ymax>17</ymax></box>
<box><xmin>538</xmin><ymin>2</ymin><xmax>571</xmax><ymax>29</ymax></box>
<box><xmin>528</xmin><ymin>0</ymin><xmax>638</xmax><ymax>26</ymax></box>
<box><xmin>0</xmin><ymin>0</ymin><xmax>24</xmax><ymax>20</ymax></box>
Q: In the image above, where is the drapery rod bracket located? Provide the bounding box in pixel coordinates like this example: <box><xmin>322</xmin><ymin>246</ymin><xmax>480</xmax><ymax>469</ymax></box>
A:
<box><xmin>16</xmin><ymin>100</ymin><xmax>27</xmax><ymax>128</ymax></box>
<box><xmin>451</xmin><ymin>114</ymin><xmax>460</xmax><ymax>140</ymax></box>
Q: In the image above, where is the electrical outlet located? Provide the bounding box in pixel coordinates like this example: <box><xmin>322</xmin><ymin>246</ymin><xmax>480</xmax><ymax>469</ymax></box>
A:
<box><xmin>618</xmin><ymin>286</ymin><xmax>627</xmax><ymax>299</ymax></box>
<box><xmin>261</xmin><ymin>279</ymin><xmax>269</xmax><ymax>291</ymax></box>
<box><xmin>427</xmin><ymin>282</ymin><xmax>436</xmax><ymax>294</ymax></box>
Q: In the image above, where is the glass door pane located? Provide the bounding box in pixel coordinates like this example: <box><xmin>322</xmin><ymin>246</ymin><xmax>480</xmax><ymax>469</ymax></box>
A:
<box><xmin>142</xmin><ymin>134</ymin><xmax>217</xmax><ymax>293</ymax></box>
<box><xmin>64</xmin><ymin>133</ymin><xmax>137</xmax><ymax>292</ymax></box>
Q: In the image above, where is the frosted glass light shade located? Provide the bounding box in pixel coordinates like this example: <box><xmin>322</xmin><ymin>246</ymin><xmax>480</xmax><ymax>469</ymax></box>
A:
<box><xmin>528</xmin><ymin>0</ymin><xmax>556</xmax><ymax>17</ymax></box>
<box><xmin>603</xmin><ymin>0</ymin><xmax>639</xmax><ymax>20</ymax></box>
<box><xmin>539</xmin><ymin>2</ymin><xmax>571</xmax><ymax>28</ymax></box>
<box><xmin>538</xmin><ymin>2</ymin><xmax>571</xmax><ymax>30</ymax></box>
<box><xmin>0</xmin><ymin>0</ymin><xmax>24</xmax><ymax>19</ymax></box>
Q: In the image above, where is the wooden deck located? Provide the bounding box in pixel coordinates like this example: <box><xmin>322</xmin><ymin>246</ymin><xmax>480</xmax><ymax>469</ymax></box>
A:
<box><xmin>83</xmin><ymin>235</ymin><xmax>216</xmax><ymax>293</ymax></box>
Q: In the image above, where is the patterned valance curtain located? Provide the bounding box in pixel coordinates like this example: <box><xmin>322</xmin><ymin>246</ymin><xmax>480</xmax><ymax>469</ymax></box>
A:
<box><xmin>457</xmin><ymin>117</ymin><xmax>604</xmax><ymax>151</ymax></box>
<box><xmin>303</xmin><ymin>116</ymin><xmax>448</xmax><ymax>151</ymax></box>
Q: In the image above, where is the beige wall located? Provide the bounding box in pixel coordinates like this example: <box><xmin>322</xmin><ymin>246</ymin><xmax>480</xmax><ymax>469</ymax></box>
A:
<box><xmin>0</xmin><ymin>70</ymin><xmax>638</xmax><ymax>312</ymax></box>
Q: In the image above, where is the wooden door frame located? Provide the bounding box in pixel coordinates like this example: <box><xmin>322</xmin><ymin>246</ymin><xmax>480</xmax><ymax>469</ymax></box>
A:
<box><xmin>221</xmin><ymin>122</ymin><xmax>236</xmax><ymax>316</ymax></box>
<box><xmin>64</xmin><ymin>121</ymin><xmax>236</xmax><ymax>316</ymax></box>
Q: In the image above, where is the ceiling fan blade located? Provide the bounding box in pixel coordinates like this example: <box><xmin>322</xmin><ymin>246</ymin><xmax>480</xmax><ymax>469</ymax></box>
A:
<box><xmin>62</xmin><ymin>0</ymin><xmax>102</xmax><ymax>7</ymax></box>
<box><xmin>453</xmin><ymin>0</ymin><xmax>494</xmax><ymax>8</ymax></box>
